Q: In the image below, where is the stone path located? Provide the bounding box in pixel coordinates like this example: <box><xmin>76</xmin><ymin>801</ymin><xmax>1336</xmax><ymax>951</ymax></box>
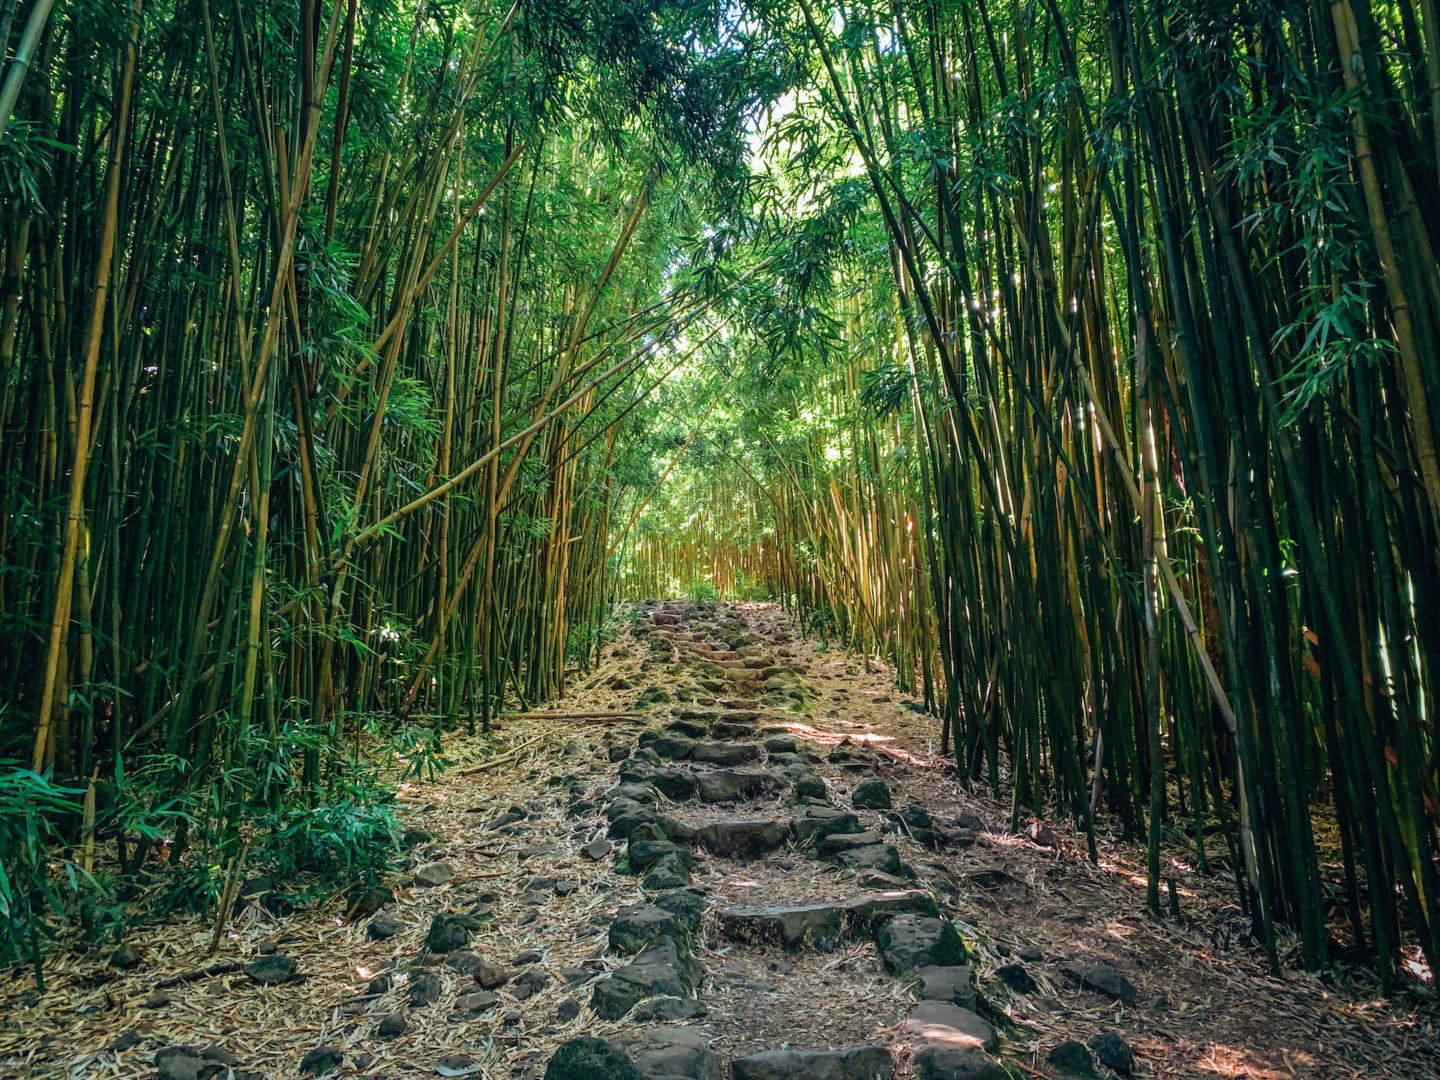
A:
<box><xmin>534</xmin><ymin>600</ymin><xmax>1119</xmax><ymax>1080</ymax></box>
<box><xmin>9</xmin><ymin>600</ymin><xmax>1438</xmax><ymax>1080</ymax></box>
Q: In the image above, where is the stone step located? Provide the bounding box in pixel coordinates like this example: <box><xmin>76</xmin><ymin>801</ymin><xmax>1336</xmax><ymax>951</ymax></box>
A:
<box><xmin>731</xmin><ymin>1046</ymin><xmax>893</xmax><ymax>1080</ymax></box>
<box><xmin>716</xmin><ymin>890</ymin><xmax>939</xmax><ymax>949</ymax></box>
<box><xmin>695</xmin><ymin>818</ymin><xmax>792</xmax><ymax>858</ymax></box>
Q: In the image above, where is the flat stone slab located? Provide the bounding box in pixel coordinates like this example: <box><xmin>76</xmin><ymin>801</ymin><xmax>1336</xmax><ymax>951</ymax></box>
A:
<box><xmin>695</xmin><ymin>769</ymin><xmax>780</xmax><ymax>803</ymax></box>
<box><xmin>691</xmin><ymin>740</ymin><xmax>763</xmax><ymax>766</ymax></box>
<box><xmin>911</xmin><ymin>965</ymin><xmax>976</xmax><ymax>1010</ymax></box>
<box><xmin>903</xmin><ymin>1001</ymin><xmax>997</xmax><ymax>1052</ymax></box>
<box><xmin>696</xmin><ymin>819</ymin><xmax>792</xmax><ymax>858</ymax></box>
<box><xmin>718</xmin><ymin>891</ymin><xmax>938</xmax><ymax>949</ymax></box>
<box><xmin>837</xmin><ymin>844</ymin><xmax>904</xmax><ymax>875</ymax></box>
<box><xmin>731</xmin><ymin>1046</ymin><xmax>894</xmax><ymax>1080</ymax></box>
<box><xmin>818</xmin><ymin>830</ymin><xmax>884</xmax><ymax>855</ymax></box>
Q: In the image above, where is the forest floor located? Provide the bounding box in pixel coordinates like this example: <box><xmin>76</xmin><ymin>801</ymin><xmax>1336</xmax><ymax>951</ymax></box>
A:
<box><xmin>2</xmin><ymin>601</ymin><xmax>1437</xmax><ymax>1080</ymax></box>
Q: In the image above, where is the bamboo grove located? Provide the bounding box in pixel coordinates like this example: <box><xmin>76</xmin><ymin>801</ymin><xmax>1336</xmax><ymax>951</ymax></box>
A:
<box><xmin>3</xmin><ymin>0</ymin><xmax>1439</xmax><ymax>990</ymax></box>
<box><xmin>0</xmin><ymin>0</ymin><xmax>791</xmax><ymax>949</ymax></box>
<box><xmin>613</xmin><ymin>0</ymin><xmax>1440</xmax><ymax>983</ymax></box>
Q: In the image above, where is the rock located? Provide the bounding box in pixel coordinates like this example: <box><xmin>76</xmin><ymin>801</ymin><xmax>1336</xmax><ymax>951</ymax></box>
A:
<box><xmin>520</xmin><ymin>841</ymin><xmax>559</xmax><ymax>858</ymax></box>
<box><xmin>695</xmin><ymin>769</ymin><xmax>777</xmax><ymax>803</ymax></box>
<box><xmin>590</xmin><ymin>938</ymin><xmax>697</xmax><ymax>1020</ymax></box>
<box><xmin>199</xmin><ymin>1045</ymin><xmax>237</xmax><ymax>1068</ymax></box>
<box><xmin>408</xmin><ymin>969</ymin><xmax>443</xmax><ymax>1006</ymax></box>
<box><xmin>790</xmin><ymin>774</ymin><xmax>829</xmax><ymax>801</ymax></box>
<box><xmin>544</xmin><ymin>1036</ymin><xmax>643</xmax><ymax>1080</ymax></box>
<box><xmin>627</xmin><ymin>839</ymin><xmax>695</xmax><ymax>871</ymax></box>
<box><xmin>650</xmin><ymin>735</ymin><xmax>696</xmax><ymax>759</ymax></box>
<box><xmin>651</xmin><ymin>888</ymin><xmax>707</xmax><ymax>935</ymax></box>
<box><xmin>642</xmin><ymin>860</ymin><xmax>693</xmax><ymax>891</ymax></box>
<box><xmin>911</xmin><ymin>1047</ymin><xmax>1007</xmax><ymax>1080</ymax></box>
<box><xmin>347</xmin><ymin>881</ymin><xmax>394</xmax><ymax>916</ymax></box>
<box><xmin>719</xmin><ymin>904</ymin><xmax>842</xmax><ymax>949</ymax></box>
<box><xmin>1018</xmin><ymin>944</ymin><xmax>1043</xmax><ymax>962</ymax></box>
<box><xmin>843</xmin><ymin>890</ymin><xmax>941</xmax><ymax>928</ymax></box>
<box><xmin>1046</xmin><ymin>1041</ymin><xmax>1097</xmax><ymax>1076</ymax></box>
<box><xmin>851</xmin><ymin>777</ymin><xmax>892</xmax><ymax>809</ymax></box>
<box><xmin>426</xmin><ymin>912</ymin><xmax>479</xmax><ymax>952</ymax></box>
<box><xmin>697</xmin><ymin>819</ymin><xmax>791</xmax><ymax>858</ymax></box>
<box><xmin>764</xmin><ymin>735</ymin><xmax>798</xmax><ymax>754</ymax></box>
<box><xmin>633</xmin><ymin>1041</ymin><xmax>722</xmax><ymax>1080</ymax></box>
<box><xmin>793</xmin><ymin>807</ymin><xmax>861</xmax><ymax>844</ymax></box>
<box><xmin>556</xmin><ymin>997</ymin><xmax>581</xmax><ymax>1021</ymax></box>
<box><xmin>515</xmin><ymin>948</ymin><xmax>544</xmax><ymax>965</ymax></box>
<box><xmin>376</xmin><ymin>1011</ymin><xmax>407</xmax><ymax>1038</ymax></box>
<box><xmin>731</xmin><ymin>1046</ymin><xmax>894</xmax><ymax>1080</ymax></box>
<box><xmin>895</xmin><ymin>804</ymin><xmax>945</xmax><ymax>847</ymax></box>
<box><xmin>474</xmin><ymin>958</ymin><xmax>511</xmax><ymax>989</ymax></box>
<box><xmin>903</xmin><ymin>1001</ymin><xmax>997</xmax><ymax>1052</ymax></box>
<box><xmin>110</xmin><ymin>943</ymin><xmax>141</xmax><ymax>970</ymax></box>
<box><xmin>692</xmin><ymin>740</ymin><xmax>762</xmax><ymax>766</ymax></box>
<box><xmin>1025</xmin><ymin>821</ymin><xmax>1059</xmax><ymax>848</ymax></box>
<box><xmin>512</xmin><ymin>967</ymin><xmax>551</xmax><ymax>1000</ymax></box>
<box><xmin>141</xmin><ymin>992</ymin><xmax>171</xmax><ymax>1008</ymax></box>
<box><xmin>154</xmin><ymin>1047</ymin><xmax>221</xmax><ymax>1080</ymax></box>
<box><xmin>837</xmin><ymin>844</ymin><xmax>904</xmax><ymax>876</ymax></box>
<box><xmin>996</xmin><ymin>963</ymin><xmax>1036</xmax><ymax>993</ymax></box>
<box><xmin>582</xmin><ymin>838</ymin><xmax>613</xmax><ymax>860</ymax></box>
<box><xmin>610</xmin><ymin>904</ymin><xmax>682</xmax><ymax>953</ymax></box>
<box><xmin>648</xmin><ymin>767</ymin><xmax>698</xmax><ymax>800</ymax></box>
<box><xmin>243</xmin><ymin>954</ymin><xmax>294</xmax><ymax>985</ymax></box>
<box><xmin>445</xmin><ymin>950</ymin><xmax>483</xmax><ymax>975</ymax></box>
<box><xmin>454</xmin><ymin>991</ymin><xmax>499</xmax><ymax>1014</ymax></box>
<box><xmin>875</xmin><ymin>916</ymin><xmax>967</xmax><ymax>972</ymax></box>
<box><xmin>367</xmin><ymin>912</ymin><xmax>405</xmax><ymax>940</ymax></box>
<box><xmin>111</xmin><ymin>1030</ymin><xmax>139</xmax><ymax>1052</ymax></box>
<box><xmin>667</xmin><ymin>720</ymin><xmax>710</xmax><ymax>739</ymax></box>
<box><xmin>912</xmin><ymin>966</ymin><xmax>976</xmax><ymax>1010</ymax></box>
<box><xmin>414</xmin><ymin>861</ymin><xmax>454</xmax><ymax>887</ymax></box>
<box><xmin>299</xmin><ymin>1045</ymin><xmax>344</xmax><ymax>1076</ymax></box>
<box><xmin>634</xmin><ymin>996</ymin><xmax>707</xmax><ymax>1021</ymax></box>
<box><xmin>1087</xmin><ymin>1032</ymin><xmax>1133</xmax><ymax>1072</ymax></box>
<box><xmin>818</xmin><ymin>830</ymin><xmax>884</xmax><ymax>855</ymax></box>
<box><xmin>1077</xmin><ymin>963</ymin><xmax>1137</xmax><ymax>1003</ymax></box>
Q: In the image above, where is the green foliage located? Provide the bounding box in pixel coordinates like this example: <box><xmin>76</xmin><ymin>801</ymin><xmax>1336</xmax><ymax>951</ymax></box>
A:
<box><xmin>0</xmin><ymin>767</ymin><xmax>87</xmax><ymax>979</ymax></box>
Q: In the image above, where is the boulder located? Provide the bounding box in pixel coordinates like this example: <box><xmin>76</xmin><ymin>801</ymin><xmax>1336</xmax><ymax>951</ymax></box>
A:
<box><xmin>1047</xmin><ymin>1041</ymin><xmax>1097</xmax><ymax>1077</ymax></box>
<box><xmin>731</xmin><ymin>1046</ymin><xmax>893</xmax><ymax>1080</ymax></box>
<box><xmin>609</xmin><ymin>904</ymin><xmax>682</xmax><ymax>954</ymax></box>
<box><xmin>544</xmin><ymin>1037</ymin><xmax>643</xmax><ymax>1080</ymax></box>
<box><xmin>875</xmin><ymin>916</ymin><xmax>967</xmax><ymax>972</ymax></box>
<box><xmin>1087</xmin><ymin>1032</ymin><xmax>1133</xmax><ymax>1072</ymax></box>
<box><xmin>1077</xmin><ymin>963</ymin><xmax>1137</xmax><ymax>1004</ymax></box>
<box><xmin>851</xmin><ymin>777</ymin><xmax>892</xmax><ymax>810</ymax></box>
<box><xmin>911</xmin><ymin>1047</ymin><xmax>1008</xmax><ymax>1080</ymax></box>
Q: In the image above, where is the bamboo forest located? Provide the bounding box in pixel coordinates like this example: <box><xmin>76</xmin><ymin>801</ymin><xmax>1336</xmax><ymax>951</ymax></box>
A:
<box><xmin>2</xmin><ymin>0</ymin><xmax>1440</xmax><ymax>1075</ymax></box>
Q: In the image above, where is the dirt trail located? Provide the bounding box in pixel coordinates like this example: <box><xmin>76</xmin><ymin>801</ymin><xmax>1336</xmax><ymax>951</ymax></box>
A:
<box><xmin>3</xmin><ymin>601</ymin><xmax>1435</xmax><ymax>1080</ymax></box>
